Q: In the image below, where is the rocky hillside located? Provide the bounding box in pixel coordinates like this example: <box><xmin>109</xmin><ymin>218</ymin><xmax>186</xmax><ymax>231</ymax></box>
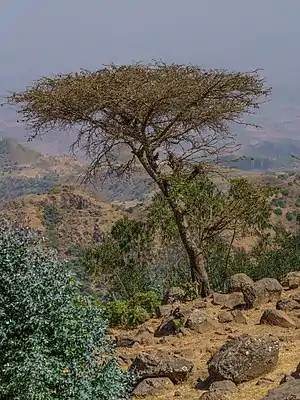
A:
<box><xmin>0</xmin><ymin>184</ymin><xmax>124</xmax><ymax>253</ymax></box>
<box><xmin>115</xmin><ymin>273</ymin><xmax>300</xmax><ymax>399</ymax></box>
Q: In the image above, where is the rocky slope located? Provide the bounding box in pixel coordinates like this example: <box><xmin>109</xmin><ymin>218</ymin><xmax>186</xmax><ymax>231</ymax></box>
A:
<box><xmin>114</xmin><ymin>273</ymin><xmax>300</xmax><ymax>399</ymax></box>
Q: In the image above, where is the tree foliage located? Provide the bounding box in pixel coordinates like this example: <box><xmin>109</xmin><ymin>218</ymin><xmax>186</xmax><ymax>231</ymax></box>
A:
<box><xmin>0</xmin><ymin>221</ymin><xmax>132</xmax><ymax>399</ymax></box>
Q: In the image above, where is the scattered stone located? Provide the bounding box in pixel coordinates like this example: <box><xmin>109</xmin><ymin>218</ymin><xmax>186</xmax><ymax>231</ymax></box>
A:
<box><xmin>207</xmin><ymin>334</ymin><xmax>279</xmax><ymax>384</ymax></box>
<box><xmin>255</xmin><ymin>278</ymin><xmax>283</xmax><ymax>302</ymax></box>
<box><xmin>276</xmin><ymin>298</ymin><xmax>300</xmax><ymax>311</ymax></box>
<box><xmin>192</xmin><ymin>299</ymin><xmax>208</xmax><ymax>309</ymax></box>
<box><xmin>209</xmin><ymin>380</ymin><xmax>237</xmax><ymax>394</ymax></box>
<box><xmin>212</xmin><ymin>292</ymin><xmax>245</xmax><ymax>309</ymax></box>
<box><xmin>231</xmin><ymin>310</ymin><xmax>247</xmax><ymax>324</ymax></box>
<box><xmin>262</xmin><ymin>379</ymin><xmax>300</xmax><ymax>399</ymax></box>
<box><xmin>185</xmin><ymin>309</ymin><xmax>220</xmax><ymax>334</ymax></box>
<box><xmin>218</xmin><ymin>311</ymin><xmax>234</xmax><ymax>323</ymax></box>
<box><xmin>229</xmin><ymin>273</ymin><xmax>255</xmax><ymax>293</ymax></box>
<box><xmin>279</xmin><ymin>374</ymin><xmax>295</xmax><ymax>385</ymax></box>
<box><xmin>292</xmin><ymin>292</ymin><xmax>300</xmax><ymax>303</ymax></box>
<box><xmin>242</xmin><ymin>282</ymin><xmax>268</xmax><ymax>309</ymax></box>
<box><xmin>260</xmin><ymin>309</ymin><xmax>297</xmax><ymax>328</ymax></box>
<box><xmin>156</xmin><ymin>304</ymin><xmax>175</xmax><ymax>318</ymax></box>
<box><xmin>163</xmin><ymin>287</ymin><xmax>186</xmax><ymax>304</ymax></box>
<box><xmin>156</xmin><ymin>307</ymin><xmax>186</xmax><ymax>336</ymax></box>
<box><xmin>130</xmin><ymin>352</ymin><xmax>194</xmax><ymax>383</ymax></box>
<box><xmin>115</xmin><ymin>335</ymin><xmax>136</xmax><ymax>348</ymax></box>
<box><xmin>132</xmin><ymin>377</ymin><xmax>174</xmax><ymax>398</ymax></box>
<box><xmin>281</xmin><ymin>271</ymin><xmax>300</xmax><ymax>290</ymax></box>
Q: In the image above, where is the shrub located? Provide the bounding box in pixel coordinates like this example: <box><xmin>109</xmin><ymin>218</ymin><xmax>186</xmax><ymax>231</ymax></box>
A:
<box><xmin>0</xmin><ymin>221</ymin><xmax>132</xmax><ymax>399</ymax></box>
<box><xmin>286</xmin><ymin>211</ymin><xmax>294</xmax><ymax>222</ymax></box>
<box><xmin>295</xmin><ymin>198</ymin><xmax>300</xmax><ymax>207</ymax></box>
<box><xmin>132</xmin><ymin>292</ymin><xmax>162</xmax><ymax>316</ymax></box>
<box><xmin>277</xmin><ymin>199</ymin><xmax>286</xmax><ymax>208</ymax></box>
<box><xmin>273</xmin><ymin>207</ymin><xmax>283</xmax><ymax>216</ymax></box>
<box><xmin>104</xmin><ymin>300</ymin><xmax>150</xmax><ymax>329</ymax></box>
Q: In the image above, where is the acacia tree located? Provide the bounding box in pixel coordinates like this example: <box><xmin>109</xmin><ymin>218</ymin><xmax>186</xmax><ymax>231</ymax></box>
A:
<box><xmin>5</xmin><ymin>61</ymin><xmax>270</xmax><ymax>296</ymax></box>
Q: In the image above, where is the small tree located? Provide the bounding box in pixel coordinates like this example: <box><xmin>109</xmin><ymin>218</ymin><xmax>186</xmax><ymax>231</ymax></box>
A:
<box><xmin>0</xmin><ymin>221</ymin><xmax>132</xmax><ymax>399</ymax></box>
<box><xmin>5</xmin><ymin>61</ymin><xmax>270</xmax><ymax>296</ymax></box>
<box><xmin>147</xmin><ymin>175</ymin><xmax>271</xmax><ymax>285</ymax></box>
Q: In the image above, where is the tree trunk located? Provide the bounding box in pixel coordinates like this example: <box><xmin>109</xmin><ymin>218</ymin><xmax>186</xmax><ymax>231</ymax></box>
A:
<box><xmin>163</xmin><ymin>194</ymin><xmax>212</xmax><ymax>297</ymax></box>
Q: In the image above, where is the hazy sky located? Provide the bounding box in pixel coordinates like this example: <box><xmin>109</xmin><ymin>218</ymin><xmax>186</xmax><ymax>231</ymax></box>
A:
<box><xmin>1</xmin><ymin>0</ymin><xmax>300</xmax><ymax>93</ymax></box>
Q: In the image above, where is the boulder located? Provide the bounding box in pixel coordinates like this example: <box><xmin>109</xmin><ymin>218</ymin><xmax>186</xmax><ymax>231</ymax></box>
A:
<box><xmin>185</xmin><ymin>309</ymin><xmax>220</xmax><ymax>334</ymax></box>
<box><xmin>207</xmin><ymin>334</ymin><xmax>279</xmax><ymax>384</ymax></box>
<box><xmin>242</xmin><ymin>282</ymin><xmax>269</xmax><ymax>309</ymax></box>
<box><xmin>200</xmin><ymin>392</ymin><xmax>227</xmax><ymax>400</ymax></box>
<box><xmin>209</xmin><ymin>380</ymin><xmax>237</xmax><ymax>394</ymax></box>
<box><xmin>262</xmin><ymin>379</ymin><xmax>300</xmax><ymax>399</ymax></box>
<box><xmin>276</xmin><ymin>298</ymin><xmax>300</xmax><ymax>312</ymax></box>
<box><xmin>155</xmin><ymin>307</ymin><xmax>186</xmax><ymax>336</ymax></box>
<box><xmin>231</xmin><ymin>310</ymin><xmax>247</xmax><ymax>324</ymax></box>
<box><xmin>218</xmin><ymin>311</ymin><xmax>234</xmax><ymax>324</ymax></box>
<box><xmin>260</xmin><ymin>309</ymin><xmax>297</xmax><ymax>328</ymax></box>
<box><xmin>130</xmin><ymin>352</ymin><xmax>194</xmax><ymax>383</ymax></box>
<box><xmin>115</xmin><ymin>335</ymin><xmax>136</xmax><ymax>348</ymax></box>
<box><xmin>156</xmin><ymin>304</ymin><xmax>175</xmax><ymax>318</ymax></box>
<box><xmin>132</xmin><ymin>377</ymin><xmax>174</xmax><ymax>397</ymax></box>
<box><xmin>163</xmin><ymin>287</ymin><xmax>186</xmax><ymax>304</ymax></box>
<box><xmin>229</xmin><ymin>273</ymin><xmax>254</xmax><ymax>293</ymax></box>
<box><xmin>212</xmin><ymin>292</ymin><xmax>245</xmax><ymax>309</ymax></box>
<box><xmin>292</xmin><ymin>292</ymin><xmax>300</xmax><ymax>303</ymax></box>
<box><xmin>255</xmin><ymin>278</ymin><xmax>283</xmax><ymax>302</ymax></box>
<box><xmin>281</xmin><ymin>271</ymin><xmax>300</xmax><ymax>290</ymax></box>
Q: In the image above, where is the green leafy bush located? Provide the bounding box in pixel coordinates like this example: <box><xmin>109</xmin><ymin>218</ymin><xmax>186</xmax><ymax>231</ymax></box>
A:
<box><xmin>104</xmin><ymin>300</ymin><xmax>150</xmax><ymax>329</ymax></box>
<box><xmin>0</xmin><ymin>221</ymin><xmax>132</xmax><ymax>399</ymax></box>
<box><xmin>274</xmin><ymin>207</ymin><xmax>283</xmax><ymax>216</ymax></box>
<box><xmin>277</xmin><ymin>199</ymin><xmax>286</xmax><ymax>208</ymax></box>
<box><xmin>295</xmin><ymin>198</ymin><xmax>300</xmax><ymax>207</ymax></box>
<box><xmin>132</xmin><ymin>292</ymin><xmax>162</xmax><ymax>316</ymax></box>
<box><xmin>103</xmin><ymin>291</ymin><xmax>161</xmax><ymax>329</ymax></box>
<box><xmin>286</xmin><ymin>211</ymin><xmax>294</xmax><ymax>221</ymax></box>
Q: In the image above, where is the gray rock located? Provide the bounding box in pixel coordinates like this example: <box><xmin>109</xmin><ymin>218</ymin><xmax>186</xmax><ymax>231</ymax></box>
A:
<box><xmin>218</xmin><ymin>311</ymin><xmax>234</xmax><ymax>323</ymax></box>
<box><xmin>260</xmin><ymin>309</ymin><xmax>297</xmax><ymax>328</ymax></box>
<box><xmin>242</xmin><ymin>282</ymin><xmax>269</xmax><ymax>309</ymax></box>
<box><xmin>130</xmin><ymin>352</ymin><xmax>194</xmax><ymax>383</ymax></box>
<box><xmin>156</xmin><ymin>304</ymin><xmax>175</xmax><ymax>318</ymax></box>
<box><xmin>281</xmin><ymin>271</ymin><xmax>300</xmax><ymax>290</ymax></box>
<box><xmin>156</xmin><ymin>307</ymin><xmax>186</xmax><ymax>336</ymax></box>
<box><xmin>207</xmin><ymin>334</ymin><xmax>279</xmax><ymax>384</ymax></box>
<box><xmin>163</xmin><ymin>287</ymin><xmax>186</xmax><ymax>304</ymax></box>
<box><xmin>132</xmin><ymin>377</ymin><xmax>174</xmax><ymax>397</ymax></box>
<box><xmin>212</xmin><ymin>292</ymin><xmax>245</xmax><ymax>309</ymax></box>
<box><xmin>185</xmin><ymin>309</ymin><xmax>220</xmax><ymax>333</ymax></box>
<box><xmin>255</xmin><ymin>278</ymin><xmax>283</xmax><ymax>302</ymax></box>
<box><xmin>229</xmin><ymin>273</ymin><xmax>255</xmax><ymax>293</ymax></box>
<box><xmin>209</xmin><ymin>379</ymin><xmax>237</xmax><ymax>394</ymax></box>
<box><xmin>276</xmin><ymin>298</ymin><xmax>300</xmax><ymax>311</ymax></box>
<box><xmin>231</xmin><ymin>310</ymin><xmax>247</xmax><ymax>324</ymax></box>
<box><xmin>292</xmin><ymin>292</ymin><xmax>300</xmax><ymax>303</ymax></box>
<box><xmin>262</xmin><ymin>379</ymin><xmax>300</xmax><ymax>399</ymax></box>
<box><xmin>115</xmin><ymin>335</ymin><xmax>136</xmax><ymax>348</ymax></box>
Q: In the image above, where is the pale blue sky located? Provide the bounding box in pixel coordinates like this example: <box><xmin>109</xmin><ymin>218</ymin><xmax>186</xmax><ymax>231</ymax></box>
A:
<box><xmin>1</xmin><ymin>0</ymin><xmax>300</xmax><ymax>94</ymax></box>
